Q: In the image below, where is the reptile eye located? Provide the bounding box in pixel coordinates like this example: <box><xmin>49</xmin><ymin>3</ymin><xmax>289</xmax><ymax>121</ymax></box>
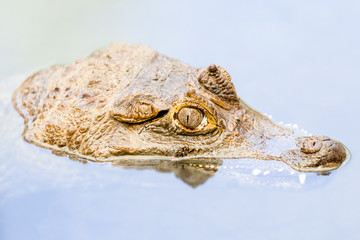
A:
<box><xmin>177</xmin><ymin>107</ymin><xmax>203</xmax><ymax>129</ymax></box>
<box><xmin>170</xmin><ymin>97</ymin><xmax>220</xmax><ymax>135</ymax></box>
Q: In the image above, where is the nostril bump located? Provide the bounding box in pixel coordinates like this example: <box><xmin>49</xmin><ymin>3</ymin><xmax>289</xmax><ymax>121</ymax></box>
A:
<box><xmin>301</xmin><ymin>138</ymin><xmax>322</xmax><ymax>154</ymax></box>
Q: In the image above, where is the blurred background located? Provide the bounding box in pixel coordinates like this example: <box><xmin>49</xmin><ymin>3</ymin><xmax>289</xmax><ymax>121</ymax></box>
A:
<box><xmin>0</xmin><ymin>0</ymin><xmax>359</xmax><ymax>239</ymax></box>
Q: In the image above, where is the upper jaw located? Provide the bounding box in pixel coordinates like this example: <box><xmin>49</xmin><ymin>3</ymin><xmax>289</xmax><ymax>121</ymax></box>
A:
<box><xmin>213</xmin><ymin>133</ymin><xmax>349</xmax><ymax>173</ymax></box>
<box><xmin>213</xmin><ymin>106</ymin><xmax>349</xmax><ymax>172</ymax></box>
<box><xmin>222</xmin><ymin>106</ymin><xmax>350</xmax><ymax>172</ymax></box>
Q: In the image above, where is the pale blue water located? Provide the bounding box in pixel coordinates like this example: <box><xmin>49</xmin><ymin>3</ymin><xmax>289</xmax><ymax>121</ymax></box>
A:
<box><xmin>1</xmin><ymin>1</ymin><xmax>359</xmax><ymax>240</ymax></box>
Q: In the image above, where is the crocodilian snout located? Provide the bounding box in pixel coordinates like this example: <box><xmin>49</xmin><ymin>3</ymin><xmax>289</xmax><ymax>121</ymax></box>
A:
<box><xmin>281</xmin><ymin>135</ymin><xmax>348</xmax><ymax>172</ymax></box>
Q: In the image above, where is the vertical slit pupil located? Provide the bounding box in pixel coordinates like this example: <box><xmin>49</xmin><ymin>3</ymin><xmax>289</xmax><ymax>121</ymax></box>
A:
<box><xmin>177</xmin><ymin>107</ymin><xmax>203</xmax><ymax>130</ymax></box>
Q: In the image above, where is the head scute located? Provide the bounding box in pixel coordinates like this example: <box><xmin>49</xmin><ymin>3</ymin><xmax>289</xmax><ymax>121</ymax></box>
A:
<box><xmin>198</xmin><ymin>65</ymin><xmax>239</xmax><ymax>105</ymax></box>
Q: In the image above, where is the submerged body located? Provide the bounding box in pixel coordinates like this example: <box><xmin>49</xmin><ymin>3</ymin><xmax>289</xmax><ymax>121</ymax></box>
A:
<box><xmin>13</xmin><ymin>43</ymin><xmax>348</xmax><ymax>172</ymax></box>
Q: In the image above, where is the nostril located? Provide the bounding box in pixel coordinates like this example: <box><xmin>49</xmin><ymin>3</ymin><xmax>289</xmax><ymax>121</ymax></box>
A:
<box><xmin>300</xmin><ymin>138</ymin><xmax>322</xmax><ymax>154</ymax></box>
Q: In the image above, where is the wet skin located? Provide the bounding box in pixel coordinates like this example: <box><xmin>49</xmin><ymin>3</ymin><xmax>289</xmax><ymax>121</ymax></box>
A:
<box><xmin>13</xmin><ymin>43</ymin><xmax>348</xmax><ymax>173</ymax></box>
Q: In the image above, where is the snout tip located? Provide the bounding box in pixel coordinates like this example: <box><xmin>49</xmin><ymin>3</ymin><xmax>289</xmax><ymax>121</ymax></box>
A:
<box><xmin>281</xmin><ymin>135</ymin><xmax>349</xmax><ymax>172</ymax></box>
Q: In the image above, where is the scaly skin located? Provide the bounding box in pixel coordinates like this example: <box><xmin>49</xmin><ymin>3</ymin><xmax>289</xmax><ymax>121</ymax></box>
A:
<box><xmin>13</xmin><ymin>42</ymin><xmax>348</xmax><ymax>172</ymax></box>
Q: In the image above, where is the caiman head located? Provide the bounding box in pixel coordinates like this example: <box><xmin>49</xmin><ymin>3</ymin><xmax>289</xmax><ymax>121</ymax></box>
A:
<box><xmin>14</xmin><ymin>43</ymin><xmax>348</xmax><ymax>173</ymax></box>
<box><xmin>108</xmin><ymin>64</ymin><xmax>348</xmax><ymax>172</ymax></box>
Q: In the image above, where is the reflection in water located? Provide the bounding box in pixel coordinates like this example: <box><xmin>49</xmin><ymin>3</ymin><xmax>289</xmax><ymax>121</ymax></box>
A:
<box><xmin>112</xmin><ymin>158</ymin><xmax>223</xmax><ymax>188</ymax></box>
<box><xmin>52</xmin><ymin>146</ymin><xmax>222</xmax><ymax>188</ymax></box>
<box><xmin>53</xmin><ymin>147</ymin><xmax>223</xmax><ymax>188</ymax></box>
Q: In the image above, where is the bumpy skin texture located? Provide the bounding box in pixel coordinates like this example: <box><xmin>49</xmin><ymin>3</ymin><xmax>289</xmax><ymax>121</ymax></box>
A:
<box><xmin>13</xmin><ymin>43</ymin><xmax>348</xmax><ymax>172</ymax></box>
